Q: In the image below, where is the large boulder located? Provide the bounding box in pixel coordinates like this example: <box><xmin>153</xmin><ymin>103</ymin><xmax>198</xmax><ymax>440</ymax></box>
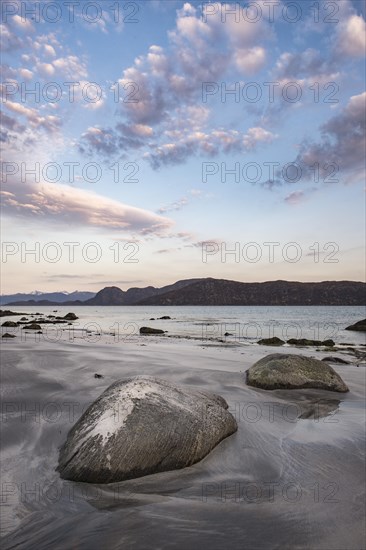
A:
<box><xmin>57</xmin><ymin>376</ymin><xmax>237</xmax><ymax>483</ymax></box>
<box><xmin>246</xmin><ymin>354</ymin><xmax>349</xmax><ymax>392</ymax></box>
<box><xmin>345</xmin><ymin>319</ymin><xmax>366</xmax><ymax>332</ymax></box>
<box><xmin>1</xmin><ymin>321</ymin><xmax>18</xmax><ymax>327</ymax></box>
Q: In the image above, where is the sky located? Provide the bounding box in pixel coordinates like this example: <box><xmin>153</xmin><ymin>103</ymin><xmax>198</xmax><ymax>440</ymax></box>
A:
<box><xmin>1</xmin><ymin>0</ymin><xmax>365</xmax><ymax>293</ymax></box>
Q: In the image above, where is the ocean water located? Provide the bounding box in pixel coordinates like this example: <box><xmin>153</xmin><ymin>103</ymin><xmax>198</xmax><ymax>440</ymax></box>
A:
<box><xmin>3</xmin><ymin>305</ymin><xmax>366</xmax><ymax>345</ymax></box>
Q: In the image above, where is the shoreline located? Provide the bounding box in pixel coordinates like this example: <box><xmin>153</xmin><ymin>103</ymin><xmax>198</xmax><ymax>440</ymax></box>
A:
<box><xmin>1</xmin><ymin>316</ymin><xmax>365</xmax><ymax>549</ymax></box>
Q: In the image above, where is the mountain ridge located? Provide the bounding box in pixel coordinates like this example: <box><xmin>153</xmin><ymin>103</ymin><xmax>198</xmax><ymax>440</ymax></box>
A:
<box><xmin>1</xmin><ymin>291</ymin><xmax>95</xmax><ymax>306</ymax></box>
<box><xmin>4</xmin><ymin>279</ymin><xmax>366</xmax><ymax>306</ymax></box>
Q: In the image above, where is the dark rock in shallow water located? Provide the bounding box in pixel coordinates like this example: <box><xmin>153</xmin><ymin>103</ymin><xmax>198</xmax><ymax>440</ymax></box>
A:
<box><xmin>0</xmin><ymin>310</ymin><xmax>27</xmax><ymax>317</ymax></box>
<box><xmin>287</xmin><ymin>338</ymin><xmax>335</xmax><ymax>347</ymax></box>
<box><xmin>57</xmin><ymin>375</ymin><xmax>237</xmax><ymax>483</ymax></box>
<box><xmin>63</xmin><ymin>312</ymin><xmax>78</xmax><ymax>321</ymax></box>
<box><xmin>321</xmin><ymin>356</ymin><xmax>350</xmax><ymax>365</ymax></box>
<box><xmin>257</xmin><ymin>337</ymin><xmax>285</xmax><ymax>346</ymax></box>
<box><xmin>158</xmin><ymin>316</ymin><xmax>171</xmax><ymax>320</ymax></box>
<box><xmin>246</xmin><ymin>354</ymin><xmax>349</xmax><ymax>392</ymax></box>
<box><xmin>140</xmin><ymin>326</ymin><xmax>165</xmax><ymax>335</ymax></box>
<box><xmin>1</xmin><ymin>321</ymin><xmax>18</xmax><ymax>327</ymax></box>
<box><xmin>22</xmin><ymin>323</ymin><xmax>41</xmax><ymax>330</ymax></box>
<box><xmin>94</xmin><ymin>373</ymin><xmax>103</xmax><ymax>379</ymax></box>
<box><xmin>2</xmin><ymin>332</ymin><xmax>16</xmax><ymax>338</ymax></box>
<box><xmin>345</xmin><ymin>319</ymin><xmax>366</xmax><ymax>332</ymax></box>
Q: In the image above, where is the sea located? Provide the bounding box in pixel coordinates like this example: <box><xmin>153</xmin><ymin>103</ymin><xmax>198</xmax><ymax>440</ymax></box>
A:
<box><xmin>2</xmin><ymin>304</ymin><xmax>366</xmax><ymax>345</ymax></box>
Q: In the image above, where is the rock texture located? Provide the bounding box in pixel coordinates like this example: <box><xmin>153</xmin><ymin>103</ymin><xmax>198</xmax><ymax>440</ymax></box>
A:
<box><xmin>57</xmin><ymin>376</ymin><xmax>237</xmax><ymax>483</ymax></box>
<box><xmin>345</xmin><ymin>319</ymin><xmax>366</xmax><ymax>332</ymax></box>
<box><xmin>246</xmin><ymin>354</ymin><xmax>349</xmax><ymax>392</ymax></box>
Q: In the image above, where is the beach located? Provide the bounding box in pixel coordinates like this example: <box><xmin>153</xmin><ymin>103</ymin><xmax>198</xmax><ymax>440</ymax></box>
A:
<box><xmin>1</xmin><ymin>311</ymin><xmax>365</xmax><ymax>550</ymax></box>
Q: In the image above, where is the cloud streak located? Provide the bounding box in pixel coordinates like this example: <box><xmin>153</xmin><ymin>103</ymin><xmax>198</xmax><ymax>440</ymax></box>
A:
<box><xmin>1</xmin><ymin>181</ymin><xmax>174</xmax><ymax>234</ymax></box>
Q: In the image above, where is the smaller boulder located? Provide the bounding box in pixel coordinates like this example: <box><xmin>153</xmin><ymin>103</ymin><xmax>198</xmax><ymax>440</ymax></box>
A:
<box><xmin>2</xmin><ymin>333</ymin><xmax>16</xmax><ymax>338</ymax></box>
<box><xmin>159</xmin><ymin>316</ymin><xmax>171</xmax><ymax>320</ymax></box>
<box><xmin>246</xmin><ymin>353</ymin><xmax>349</xmax><ymax>392</ymax></box>
<box><xmin>140</xmin><ymin>326</ymin><xmax>165</xmax><ymax>335</ymax></box>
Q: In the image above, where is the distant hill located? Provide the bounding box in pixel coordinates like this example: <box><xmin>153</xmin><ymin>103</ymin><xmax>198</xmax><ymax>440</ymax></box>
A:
<box><xmin>136</xmin><ymin>279</ymin><xmax>366</xmax><ymax>306</ymax></box>
<box><xmin>5</xmin><ymin>279</ymin><xmax>365</xmax><ymax>306</ymax></box>
<box><xmin>83</xmin><ymin>279</ymin><xmax>200</xmax><ymax>306</ymax></box>
<box><xmin>2</xmin><ymin>291</ymin><xmax>95</xmax><ymax>306</ymax></box>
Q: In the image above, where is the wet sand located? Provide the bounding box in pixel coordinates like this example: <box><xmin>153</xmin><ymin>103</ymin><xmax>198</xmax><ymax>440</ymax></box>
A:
<box><xmin>1</xmin><ymin>335</ymin><xmax>365</xmax><ymax>549</ymax></box>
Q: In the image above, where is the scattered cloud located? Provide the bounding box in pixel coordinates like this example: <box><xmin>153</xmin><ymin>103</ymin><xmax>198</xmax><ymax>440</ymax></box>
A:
<box><xmin>334</xmin><ymin>12</ymin><xmax>366</xmax><ymax>58</ymax></box>
<box><xmin>78</xmin><ymin>3</ymin><xmax>276</xmax><ymax>166</ymax></box>
<box><xmin>157</xmin><ymin>197</ymin><xmax>189</xmax><ymax>214</ymax></box>
<box><xmin>284</xmin><ymin>191</ymin><xmax>306</xmax><ymax>205</ymax></box>
<box><xmin>4</xmin><ymin>101</ymin><xmax>62</xmax><ymax>133</ymax></box>
<box><xmin>295</xmin><ymin>91</ymin><xmax>366</xmax><ymax>184</ymax></box>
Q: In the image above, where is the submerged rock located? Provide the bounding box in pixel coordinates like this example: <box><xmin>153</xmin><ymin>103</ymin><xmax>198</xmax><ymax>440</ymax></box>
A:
<box><xmin>57</xmin><ymin>375</ymin><xmax>237</xmax><ymax>483</ymax></box>
<box><xmin>345</xmin><ymin>319</ymin><xmax>366</xmax><ymax>332</ymax></box>
<box><xmin>140</xmin><ymin>326</ymin><xmax>165</xmax><ymax>335</ymax></box>
<box><xmin>257</xmin><ymin>337</ymin><xmax>285</xmax><ymax>346</ymax></box>
<box><xmin>246</xmin><ymin>353</ymin><xmax>349</xmax><ymax>392</ymax></box>
<box><xmin>2</xmin><ymin>333</ymin><xmax>16</xmax><ymax>338</ymax></box>
<box><xmin>159</xmin><ymin>316</ymin><xmax>171</xmax><ymax>320</ymax></box>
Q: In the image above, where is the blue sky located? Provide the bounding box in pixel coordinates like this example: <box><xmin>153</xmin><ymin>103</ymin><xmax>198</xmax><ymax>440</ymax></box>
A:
<box><xmin>1</xmin><ymin>0</ymin><xmax>365</xmax><ymax>292</ymax></box>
